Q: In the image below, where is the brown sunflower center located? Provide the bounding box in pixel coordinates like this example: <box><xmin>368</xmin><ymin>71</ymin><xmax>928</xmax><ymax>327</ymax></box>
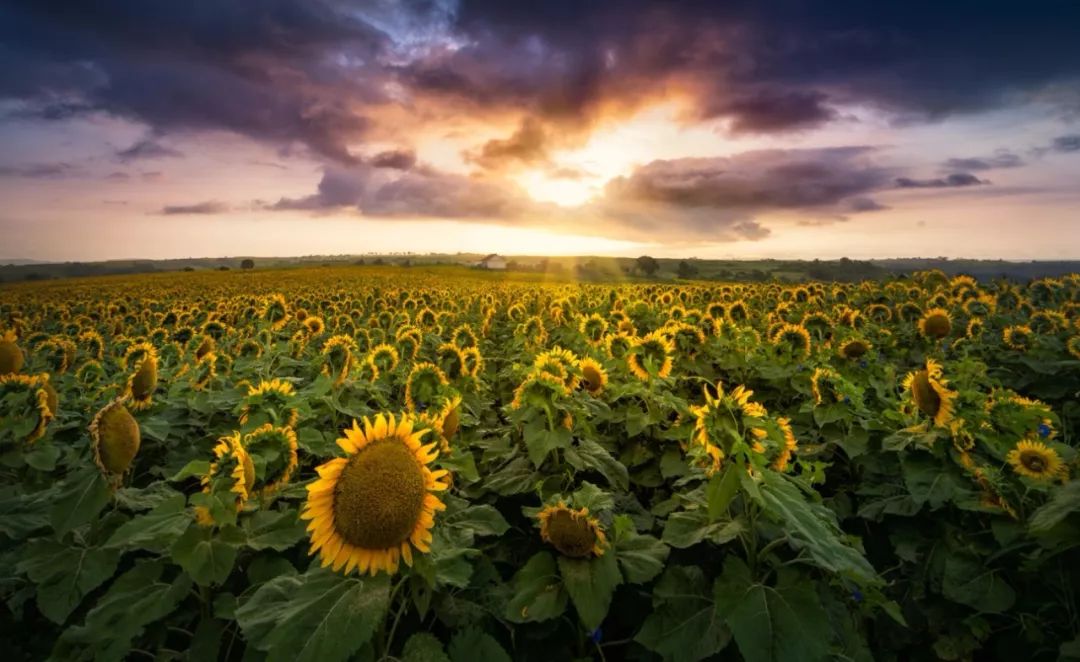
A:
<box><xmin>923</xmin><ymin>314</ymin><xmax>951</xmax><ymax>338</ymax></box>
<box><xmin>581</xmin><ymin>366</ymin><xmax>603</xmax><ymax>393</ymax></box>
<box><xmin>1020</xmin><ymin>451</ymin><xmax>1048</xmax><ymax>473</ymax></box>
<box><xmin>131</xmin><ymin>358</ymin><xmax>157</xmax><ymax>399</ymax></box>
<box><xmin>333</xmin><ymin>438</ymin><xmax>426</xmax><ymax>549</ymax></box>
<box><xmin>546</xmin><ymin>510</ymin><xmax>598</xmax><ymax>558</ymax></box>
<box><xmin>911</xmin><ymin>371</ymin><xmax>941</xmax><ymax>418</ymax></box>
<box><xmin>842</xmin><ymin>341</ymin><xmax>868</xmax><ymax>358</ymax></box>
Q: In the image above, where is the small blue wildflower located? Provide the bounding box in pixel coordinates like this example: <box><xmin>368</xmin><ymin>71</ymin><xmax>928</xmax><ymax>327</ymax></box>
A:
<box><xmin>859</xmin><ymin>360</ymin><xmax>868</xmax><ymax>369</ymax></box>
<box><xmin>1039</xmin><ymin>423</ymin><xmax>1052</xmax><ymax>438</ymax></box>
<box><xmin>851</xmin><ymin>589</ymin><xmax>864</xmax><ymax>603</ymax></box>
<box><xmin>590</xmin><ymin>628</ymin><xmax>603</xmax><ymax>644</ymax></box>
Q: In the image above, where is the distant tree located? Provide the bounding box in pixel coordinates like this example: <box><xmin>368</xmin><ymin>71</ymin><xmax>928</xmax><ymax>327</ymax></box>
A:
<box><xmin>218</xmin><ymin>266</ymin><xmax>230</xmax><ymax>271</ymax></box>
<box><xmin>401</xmin><ymin>258</ymin><xmax>412</xmax><ymax>267</ymax></box>
<box><xmin>373</xmin><ymin>258</ymin><xmax>385</xmax><ymax>265</ymax></box>
<box><xmin>240</xmin><ymin>259</ymin><xmax>255</xmax><ymax>270</ymax></box>
<box><xmin>636</xmin><ymin>255</ymin><xmax>659</xmax><ymax>276</ymax></box>
<box><xmin>183</xmin><ymin>266</ymin><xmax>195</xmax><ymax>272</ymax></box>
<box><xmin>677</xmin><ymin>260</ymin><xmax>698</xmax><ymax>279</ymax></box>
<box><xmin>354</xmin><ymin>259</ymin><xmax>366</xmax><ymax>266</ymax></box>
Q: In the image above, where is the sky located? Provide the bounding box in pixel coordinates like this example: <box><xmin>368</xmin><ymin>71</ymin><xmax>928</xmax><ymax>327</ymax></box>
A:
<box><xmin>1</xmin><ymin>0</ymin><xmax>1080</xmax><ymax>262</ymax></box>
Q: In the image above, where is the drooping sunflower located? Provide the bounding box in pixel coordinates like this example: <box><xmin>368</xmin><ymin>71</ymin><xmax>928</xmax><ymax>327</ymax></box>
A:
<box><xmin>578</xmin><ymin>357</ymin><xmax>608</xmax><ymax>396</ymax></box>
<box><xmin>321</xmin><ymin>335</ymin><xmax>357</xmax><ymax>386</ymax></box>
<box><xmin>0</xmin><ymin>372</ymin><xmax>56</xmax><ymax>442</ymax></box>
<box><xmin>627</xmin><ymin>331</ymin><xmax>674</xmax><ymax>381</ymax></box>
<box><xmin>511</xmin><ymin>370</ymin><xmax>571</xmax><ymax>411</ymax></box>
<box><xmin>533</xmin><ymin>347</ymin><xmax>580</xmax><ymax>390</ymax></box>
<box><xmin>579</xmin><ymin>314</ymin><xmax>609</xmax><ymax>346</ymax></box>
<box><xmin>771</xmin><ymin>417</ymin><xmax>798</xmax><ymax>472</ymax></box>
<box><xmin>1003</xmin><ymin>324</ymin><xmax>1033</xmax><ymax>351</ymax></box>
<box><xmin>370</xmin><ymin>343</ymin><xmax>400</xmax><ymax>373</ymax></box>
<box><xmin>460</xmin><ymin>346</ymin><xmax>484</xmax><ymax>378</ymax></box>
<box><xmin>771</xmin><ymin>323</ymin><xmax>811</xmax><ymax>359</ymax></box>
<box><xmin>918</xmin><ymin>308</ymin><xmax>953</xmax><ymax>340</ymax></box>
<box><xmin>89</xmin><ymin>397</ymin><xmax>140</xmax><ymax>480</ymax></box>
<box><xmin>902</xmin><ymin>358</ymin><xmax>957</xmax><ymax>427</ymax></box>
<box><xmin>838</xmin><ymin>338</ymin><xmax>871</xmax><ymax>360</ymax></box>
<box><xmin>603</xmin><ymin>332</ymin><xmax>635</xmax><ymax>360</ymax></box>
<box><xmin>436</xmin><ymin>343</ymin><xmax>467</xmax><ymax>380</ymax></box>
<box><xmin>301</xmin><ymin>414</ymin><xmax>450</xmax><ymax>575</ymax></box>
<box><xmin>537</xmin><ymin>501</ymin><xmax>608</xmax><ymax>558</ymax></box>
<box><xmin>404</xmin><ymin>362</ymin><xmax>450</xmax><ymax>413</ymax></box>
<box><xmin>966</xmin><ymin>317</ymin><xmax>985</xmax><ymax>339</ymax></box>
<box><xmin>303</xmin><ymin>316</ymin><xmax>326</xmax><ymax>336</ymax></box>
<box><xmin>1006</xmin><ymin>438</ymin><xmax>1067</xmax><ymax>482</ymax></box>
<box><xmin>195</xmin><ymin>432</ymin><xmax>255</xmax><ymax>526</ymax></box>
<box><xmin>0</xmin><ymin>330</ymin><xmax>24</xmax><ymax>375</ymax></box>
<box><xmin>1067</xmin><ymin>336</ymin><xmax>1080</xmax><ymax>361</ymax></box>
<box><xmin>239</xmin><ymin>378</ymin><xmax>299</xmax><ymax>428</ymax></box>
<box><xmin>190</xmin><ymin>352</ymin><xmax>218</xmax><ymax>391</ymax></box>
<box><xmin>810</xmin><ymin>367</ymin><xmax>840</xmax><ymax>406</ymax></box>
<box><xmin>124</xmin><ymin>344</ymin><xmax>159</xmax><ymax>410</ymax></box>
<box><xmin>241</xmin><ymin>424</ymin><xmax>299</xmax><ymax>497</ymax></box>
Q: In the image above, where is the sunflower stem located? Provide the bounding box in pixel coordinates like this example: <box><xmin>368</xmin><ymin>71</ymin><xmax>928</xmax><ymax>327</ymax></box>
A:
<box><xmin>380</xmin><ymin>576</ymin><xmax>409</xmax><ymax>657</ymax></box>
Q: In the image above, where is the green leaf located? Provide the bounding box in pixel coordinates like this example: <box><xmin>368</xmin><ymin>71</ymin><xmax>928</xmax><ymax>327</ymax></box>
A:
<box><xmin>557</xmin><ymin>550</ymin><xmax>622</xmax><ymax>630</ymax></box>
<box><xmin>706</xmin><ymin>465</ymin><xmax>741</xmax><ymax>520</ymax></box>
<box><xmin>902</xmin><ymin>454</ymin><xmax>967</xmax><ymax>510</ymax></box>
<box><xmin>755</xmin><ymin>472</ymin><xmax>878</xmax><ymax>585</ymax></box>
<box><xmin>242</xmin><ymin>509</ymin><xmax>308</xmax><ymax>551</ymax></box>
<box><xmin>1030</xmin><ymin>479</ymin><xmax>1080</xmax><ymax>533</ymax></box>
<box><xmin>236</xmin><ymin>567</ymin><xmax>390</xmax><ymax>662</ymax></box>
<box><xmin>104</xmin><ymin>494</ymin><xmax>190</xmax><ymax>553</ymax></box>
<box><xmin>51</xmin><ymin>468</ymin><xmax>112</xmax><ymax>536</ymax></box>
<box><xmin>572</xmin><ymin>481</ymin><xmax>614</xmax><ymax>512</ymax></box>
<box><xmin>448</xmin><ymin>628</ymin><xmax>510</xmax><ymax>662</ymax></box>
<box><xmin>443</xmin><ymin>504</ymin><xmax>510</xmax><ymax>538</ymax></box>
<box><xmin>56</xmin><ymin>560</ymin><xmax>192</xmax><ymax>661</ymax></box>
<box><xmin>0</xmin><ymin>486</ymin><xmax>56</xmax><ymax>539</ymax></box>
<box><xmin>941</xmin><ymin>553</ymin><xmax>1015</xmax><ymax>614</ymax></box>
<box><xmin>635</xmin><ymin>565</ymin><xmax>731</xmax><ymax>662</ymax></box>
<box><xmin>713</xmin><ymin>557</ymin><xmax>831</xmax><ymax>662</ymax></box>
<box><xmin>170</xmin><ymin>459</ymin><xmax>211</xmax><ymax>481</ymax></box>
<box><xmin>613</xmin><ymin>517</ymin><xmax>669</xmax><ymax>584</ymax></box>
<box><xmin>24</xmin><ymin>440</ymin><xmax>60</xmax><ymax>471</ymax></box>
<box><xmin>114</xmin><ymin>483</ymin><xmax>184</xmax><ymax>511</ymax></box>
<box><xmin>16</xmin><ymin>539</ymin><xmax>120</xmax><ymax>624</ymax></box>
<box><xmin>505</xmin><ymin>551</ymin><xmax>567</xmax><ymax>623</ymax></box>
<box><xmin>170</xmin><ymin>523</ymin><xmax>242</xmax><ymax>586</ymax></box>
<box><xmin>662</xmin><ymin>509</ymin><xmax>743</xmax><ymax>548</ymax></box>
<box><xmin>565</xmin><ymin>438</ymin><xmax>629</xmax><ymax>490</ymax></box>
<box><xmin>524</xmin><ymin>423</ymin><xmax>571</xmax><ymax>466</ymax></box>
<box><xmin>403</xmin><ymin>632</ymin><xmax>450</xmax><ymax>662</ymax></box>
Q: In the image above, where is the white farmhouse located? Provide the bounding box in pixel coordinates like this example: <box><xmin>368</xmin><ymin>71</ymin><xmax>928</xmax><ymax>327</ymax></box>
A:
<box><xmin>477</xmin><ymin>254</ymin><xmax>508</xmax><ymax>270</ymax></box>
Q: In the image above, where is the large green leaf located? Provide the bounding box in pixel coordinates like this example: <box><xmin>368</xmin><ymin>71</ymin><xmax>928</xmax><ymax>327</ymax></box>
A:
<box><xmin>56</xmin><ymin>560</ymin><xmax>192</xmax><ymax>661</ymax></box>
<box><xmin>505</xmin><ymin>551</ymin><xmax>567</xmax><ymax>623</ymax></box>
<box><xmin>403</xmin><ymin>632</ymin><xmax>451</xmax><ymax>662</ymax></box>
<box><xmin>613</xmin><ymin>515</ymin><xmax>669</xmax><ymax>584</ymax></box>
<box><xmin>1030</xmin><ymin>479</ymin><xmax>1080</xmax><ymax>533</ymax></box>
<box><xmin>901</xmin><ymin>454</ymin><xmax>969</xmax><ymax>510</ymax></box>
<box><xmin>104</xmin><ymin>494</ymin><xmax>190</xmax><ymax>553</ymax></box>
<box><xmin>16</xmin><ymin>539</ymin><xmax>120</xmax><ymax>624</ymax></box>
<box><xmin>170</xmin><ymin>523</ymin><xmax>244</xmax><ymax>586</ymax></box>
<box><xmin>941</xmin><ymin>553</ymin><xmax>1015</xmax><ymax>614</ymax></box>
<box><xmin>713</xmin><ymin>557</ymin><xmax>831</xmax><ymax>662</ymax></box>
<box><xmin>236</xmin><ymin>566</ymin><xmax>390</xmax><ymax>662</ymax></box>
<box><xmin>242</xmin><ymin>509</ymin><xmax>308</xmax><ymax>551</ymax></box>
<box><xmin>662</xmin><ymin>509</ymin><xmax>743</xmax><ymax>548</ymax></box>
<box><xmin>635</xmin><ymin>565</ymin><xmax>731</xmax><ymax>662</ymax></box>
<box><xmin>706</xmin><ymin>465</ymin><xmax>741</xmax><ymax>519</ymax></box>
<box><xmin>51</xmin><ymin>468</ymin><xmax>111</xmax><ymax>536</ymax></box>
<box><xmin>558</xmin><ymin>550</ymin><xmax>622</xmax><ymax>630</ymax></box>
<box><xmin>755</xmin><ymin>472</ymin><xmax>878</xmax><ymax>585</ymax></box>
<box><xmin>565</xmin><ymin>438</ymin><xmax>629</xmax><ymax>490</ymax></box>
<box><xmin>448</xmin><ymin>628</ymin><xmax>511</xmax><ymax>662</ymax></box>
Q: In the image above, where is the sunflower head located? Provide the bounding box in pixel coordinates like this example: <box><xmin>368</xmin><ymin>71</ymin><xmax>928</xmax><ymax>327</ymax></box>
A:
<box><xmin>262</xmin><ymin>294</ymin><xmax>290</xmax><ymax>330</ymax></box>
<box><xmin>1006</xmin><ymin>438</ymin><xmax>1067</xmax><ymax>482</ymax></box>
<box><xmin>579</xmin><ymin>314</ymin><xmax>608</xmax><ymax>345</ymax></box>
<box><xmin>240</xmin><ymin>378</ymin><xmax>299</xmax><ymax>428</ymax></box>
<box><xmin>321</xmin><ymin>335</ymin><xmax>356</xmax><ymax>386</ymax></box>
<box><xmin>511</xmin><ymin>370</ymin><xmax>571</xmax><ymax>411</ymax></box>
<box><xmin>902</xmin><ymin>359</ymin><xmax>956</xmax><ymax>427</ymax></box>
<box><xmin>627</xmin><ymin>332</ymin><xmax>674</xmax><ymax>382</ymax></box>
<box><xmin>810</xmin><ymin>367</ymin><xmax>840</xmax><ymax>406</ymax></box>
<box><xmin>537</xmin><ymin>501</ymin><xmax>607</xmax><ymax>558</ymax></box>
<box><xmin>370</xmin><ymin>343</ymin><xmax>400</xmax><ymax>373</ymax></box>
<box><xmin>196</xmin><ymin>432</ymin><xmax>255</xmax><ymax>526</ymax></box>
<box><xmin>1003</xmin><ymin>325</ymin><xmax>1033</xmax><ymax>351</ymax></box>
<box><xmin>436</xmin><ymin>343</ymin><xmax>467</xmax><ymax>380</ymax></box>
<box><xmin>918</xmin><ymin>308</ymin><xmax>953</xmax><ymax>339</ymax></box>
<box><xmin>578</xmin><ymin>357</ymin><xmax>608</xmax><ymax>396</ymax></box>
<box><xmin>90</xmin><ymin>398</ymin><xmax>141</xmax><ymax>478</ymax></box>
<box><xmin>533</xmin><ymin>347</ymin><xmax>580</xmax><ymax>389</ymax></box>
<box><xmin>838</xmin><ymin>338</ymin><xmax>870</xmax><ymax>360</ymax></box>
<box><xmin>190</xmin><ymin>352</ymin><xmax>218</xmax><ymax>390</ymax></box>
<box><xmin>301</xmin><ymin>413</ymin><xmax>450</xmax><ymax>575</ymax></box>
<box><xmin>405</xmin><ymin>362</ymin><xmax>450</xmax><ymax>413</ymax></box>
<box><xmin>125</xmin><ymin>351</ymin><xmax>159</xmax><ymax>410</ymax></box>
<box><xmin>1</xmin><ymin>334</ymin><xmax>27</xmax><ymax>375</ymax></box>
<box><xmin>1067</xmin><ymin>336</ymin><xmax>1080</xmax><ymax>361</ymax></box>
<box><xmin>771</xmin><ymin>324</ymin><xmax>811</xmax><ymax>359</ymax></box>
<box><xmin>460</xmin><ymin>346</ymin><xmax>484</xmax><ymax>377</ymax></box>
<box><xmin>242</xmin><ymin>424</ymin><xmax>299</xmax><ymax>497</ymax></box>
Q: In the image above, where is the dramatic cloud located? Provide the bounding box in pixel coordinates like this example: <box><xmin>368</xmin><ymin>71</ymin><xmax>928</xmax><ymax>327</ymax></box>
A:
<box><xmin>895</xmin><ymin>173</ymin><xmax>988</xmax><ymax>188</ymax></box>
<box><xmin>1052</xmin><ymin>134</ymin><xmax>1080</xmax><ymax>153</ymax></box>
<box><xmin>116</xmin><ymin>139</ymin><xmax>183</xmax><ymax>162</ymax></box>
<box><xmin>467</xmin><ymin>118</ymin><xmax>549</xmax><ymax>169</ymax></box>
<box><xmin>370</xmin><ymin>149</ymin><xmax>417</xmax><ymax>170</ymax></box>
<box><xmin>942</xmin><ymin>151</ymin><xmax>1023</xmax><ymax>171</ymax></box>
<box><xmin>0</xmin><ymin>162</ymin><xmax>74</xmax><ymax>178</ymax></box>
<box><xmin>160</xmin><ymin>201</ymin><xmax>229</xmax><ymax>215</ymax></box>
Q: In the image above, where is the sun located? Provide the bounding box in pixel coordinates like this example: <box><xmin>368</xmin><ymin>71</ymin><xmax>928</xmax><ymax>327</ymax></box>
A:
<box><xmin>516</xmin><ymin>169</ymin><xmax>598</xmax><ymax>207</ymax></box>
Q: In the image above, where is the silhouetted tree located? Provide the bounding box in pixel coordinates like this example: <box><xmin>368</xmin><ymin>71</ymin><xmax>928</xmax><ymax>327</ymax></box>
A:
<box><xmin>677</xmin><ymin>260</ymin><xmax>698</xmax><ymax>279</ymax></box>
<box><xmin>240</xmin><ymin>259</ymin><xmax>255</xmax><ymax>269</ymax></box>
<box><xmin>636</xmin><ymin>255</ymin><xmax>659</xmax><ymax>276</ymax></box>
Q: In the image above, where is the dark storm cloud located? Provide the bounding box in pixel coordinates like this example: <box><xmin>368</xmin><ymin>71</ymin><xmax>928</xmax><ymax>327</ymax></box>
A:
<box><xmin>466</xmin><ymin>117</ymin><xmax>549</xmax><ymax>169</ymax></box>
<box><xmin>116</xmin><ymin>139</ymin><xmax>183</xmax><ymax>162</ymax></box>
<box><xmin>942</xmin><ymin>151</ymin><xmax>1024</xmax><ymax>171</ymax></box>
<box><xmin>370</xmin><ymin>149</ymin><xmax>417</xmax><ymax>170</ymax></box>
<box><xmin>702</xmin><ymin>90</ymin><xmax>837</xmax><ymax>134</ymax></box>
<box><xmin>0</xmin><ymin>162</ymin><xmax>75</xmax><ymax>178</ymax></box>
<box><xmin>1052</xmin><ymin>134</ymin><xmax>1080</xmax><ymax>153</ymax></box>
<box><xmin>895</xmin><ymin>173</ymin><xmax>988</xmax><ymax>189</ymax></box>
<box><xmin>160</xmin><ymin>201</ymin><xmax>229</xmax><ymax>215</ymax></box>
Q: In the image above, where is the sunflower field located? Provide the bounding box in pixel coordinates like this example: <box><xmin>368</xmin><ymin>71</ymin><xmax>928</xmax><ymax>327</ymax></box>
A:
<box><xmin>2</xmin><ymin>266</ymin><xmax>1080</xmax><ymax>661</ymax></box>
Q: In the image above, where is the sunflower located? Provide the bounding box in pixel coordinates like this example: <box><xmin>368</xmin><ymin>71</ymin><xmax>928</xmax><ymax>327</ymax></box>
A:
<box><xmin>190</xmin><ymin>352</ymin><xmax>218</xmax><ymax>390</ymax></box>
<box><xmin>404</xmin><ymin>362</ymin><xmax>450</xmax><ymax>412</ymax></box>
<box><xmin>966</xmin><ymin>318</ymin><xmax>985</xmax><ymax>339</ymax></box>
<box><xmin>460</xmin><ymin>346</ymin><xmax>484</xmax><ymax>377</ymax></box>
<box><xmin>370</xmin><ymin>343</ymin><xmax>400</xmax><ymax>373</ymax></box>
<box><xmin>579</xmin><ymin>314</ymin><xmax>608</xmax><ymax>346</ymax></box>
<box><xmin>1003</xmin><ymin>325</ymin><xmax>1033</xmax><ymax>351</ymax></box>
<box><xmin>772</xmin><ymin>417</ymin><xmax>798</xmax><ymax>472</ymax></box>
<box><xmin>534</xmin><ymin>347</ymin><xmax>580</xmax><ymax>389</ymax></box>
<box><xmin>301</xmin><ymin>414</ymin><xmax>449</xmax><ymax>575</ymax></box>
<box><xmin>239</xmin><ymin>378</ymin><xmax>299</xmax><ymax>428</ymax></box>
<box><xmin>902</xmin><ymin>358</ymin><xmax>957</xmax><ymax>427</ymax></box>
<box><xmin>241</xmin><ymin>424</ymin><xmax>299</xmax><ymax>497</ymax></box>
<box><xmin>1006</xmin><ymin>439</ymin><xmax>1067</xmax><ymax>482</ymax></box>
<box><xmin>771</xmin><ymin>324</ymin><xmax>811</xmax><ymax>359</ymax></box>
<box><xmin>303</xmin><ymin>316</ymin><xmax>326</xmax><ymax>336</ymax></box>
<box><xmin>1067</xmin><ymin>336</ymin><xmax>1080</xmax><ymax>361</ymax></box>
<box><xmin>436</xmin><ymin>343</ymin><xmax>467</xmax><ymax>380</ymax></box>
<box><xmin>511</xmin><ymin>370</ymin><xmax>571</xmax><ymax>410</ymax></box>
<box><xmin>0</xmin><ymin>373</ymin><xmax>55</xmax><ymax>442</ymax></box>
<box><xmin>810</xmin><ymin>367</ymin><xmax>840</xmax><ymax>406</ymax></box>
<box><xmin>89</xmin><ymin>397</ymin><xmax>140</xmax><ymax>480</ymax></box>
<box><xmin>603</xmin><ymin>332</ymin><xmax>635</xmax><ymax>360</ymax></box>
<box><xmin>124</xmin><ymin>345</ymin><xmax>158</xmax><ymax>410</ymax></box>
<box><xmin>537</xmin><ymin>501</ymin><xmax>607</xmax><ymax>558</ymax></box>
<box><xmin>578</xmin><ymin>357</ymin><xmax>608</xmax><ymax>396</ymax></box>
<box><xmin>918</xmin><ymin>308</ymin><xmax>953</xmax><ymax>339</ymax></box>
<box><xmin>838</xmin><ymin>338</ymin><xmax>870</xmax><ymax>360</ymax></box>
<box><xmin>627</xmin><ymin>332</ymin><xmax>674</xmax><ymax>381</ymax></box>
<box><xmin>321</xmin><ymin>335</ymin><xmax>357</xmax><ymax>386</ymax></box>
<box><xmin>195</xmin><ymin>432</ymin><xmax>255</xmax><ymax>526</ymax></box>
